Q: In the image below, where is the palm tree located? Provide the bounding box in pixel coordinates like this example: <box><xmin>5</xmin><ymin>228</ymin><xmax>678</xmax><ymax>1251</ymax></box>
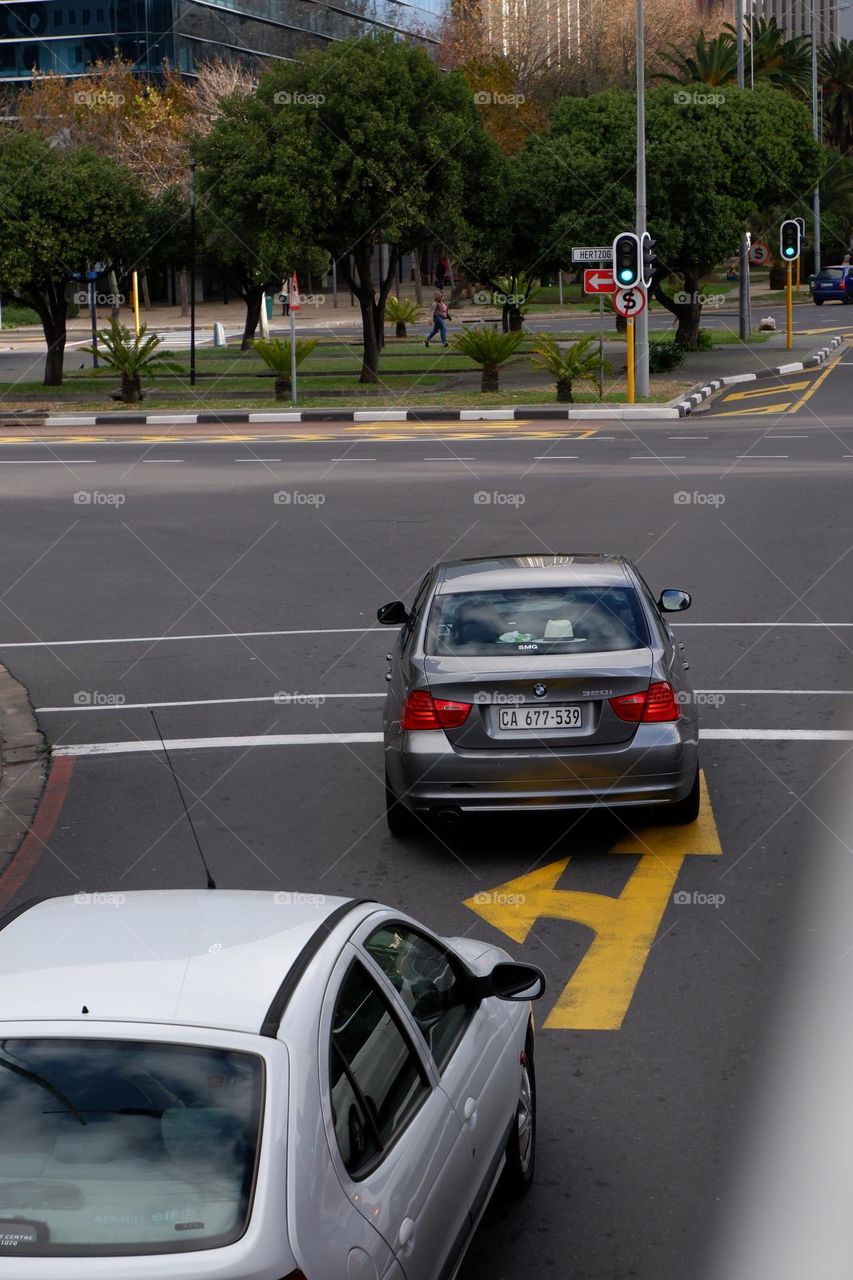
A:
<box><xmin>452</xmin><ymin>326</ymin><xmax>525</xmax><ymax>393</ymax></box>
<box><xmin>385</xmin><ymin>297</ymin><xmax>421</xmax><ymax>338</ymax></box>
<box><xmin>735</xmin><ymin>18</ymin><xmax>811</xmax><ymax>96</ymax></box>
<box><xmin>657</xmin><ymin>30</ymin><xmax>738</xmax><ymax>87</ymax></box>
<box><xmin>528</xmin><ymin>333</ymin><xmax>610</xmax><ymax>403</ymax></box>
<box><xmin>253</xmin><ymin>337</ymin><xmax>318</xmax><ymax>399</ymax></box>
<box><xmin>81</xmin><ymin>319</ymin><xmax>185</xmax><ymax>403</ymax></box>
<box><xmin>821</xmin><ymin>39</ymin><xmax>853</xmax><ymax>153</ymax></box>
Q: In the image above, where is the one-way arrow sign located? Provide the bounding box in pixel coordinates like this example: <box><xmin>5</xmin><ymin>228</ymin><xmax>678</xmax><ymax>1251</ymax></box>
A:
<box><xmin>583</xmin><ymin>269</ymin><xmax>616</xmax><ymax>294</ymax></box>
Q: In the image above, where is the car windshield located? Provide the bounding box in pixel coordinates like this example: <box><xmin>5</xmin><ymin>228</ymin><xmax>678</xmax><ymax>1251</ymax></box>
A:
<box><xmin>426</xmin><ymin>586</ymin><xmax>650</xmax><ymax>656</ymax></box>
<box><xmin>0</xmin><ymin>1038</ymin><xmax>264</xmax><ymax>1256</ymax></box>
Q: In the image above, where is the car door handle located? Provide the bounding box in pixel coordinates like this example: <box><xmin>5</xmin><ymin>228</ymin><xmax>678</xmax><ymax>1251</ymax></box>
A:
<box><xmin>399</xmin><ymin>1217</ymin><xmax>416</xmax><ymax>1252</ymax></box>
<box><xmin>463</xmin><ymin>1096</ymin><xmax>478</xmax><ymax>1127</ymax></box>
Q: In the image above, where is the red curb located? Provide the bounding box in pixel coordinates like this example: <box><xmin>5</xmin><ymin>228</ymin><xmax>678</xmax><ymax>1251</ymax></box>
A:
<box><xmin>0</xmin><ymin>756</ymin><xmax>75</xmax><ymax>908</ymax></box>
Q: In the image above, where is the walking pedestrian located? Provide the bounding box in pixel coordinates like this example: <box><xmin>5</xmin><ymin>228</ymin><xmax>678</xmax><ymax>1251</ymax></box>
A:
<box><xmin>425</xmin><ymin>291</ymin><xmax>450</xmax><ymax>347</ymax></box>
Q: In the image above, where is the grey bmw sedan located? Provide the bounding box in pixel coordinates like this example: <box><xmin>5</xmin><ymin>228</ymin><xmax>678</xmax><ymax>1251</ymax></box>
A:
<box><xmin>378</xmin><ymin>554</ymin><xmax>699</xmax><ymax>836</ymax></box>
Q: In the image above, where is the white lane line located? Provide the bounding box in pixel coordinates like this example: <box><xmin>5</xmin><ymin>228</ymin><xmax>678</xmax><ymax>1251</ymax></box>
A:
<box><xmin>0</xmin><ymin>460</ymin><xmax>98</xmax><ymax>465</ymax></box>
<box><xmin>54</xmin><ymin>726</ymin><xmax>853</xmax><ymax>757</ymax></box>
<box><xmin>533</xmin><ymin>455</ymin><xmax>578</xmax><ymax>460</ymax></box>
<box><xmin>737</xmin><ymin>454</ymin><xmax>789</xmax><ymax>459</ymax></box>
<box><xmin>2</xmin><ymin>620</ymin><xmax>853</xmax><ymax>651</ymax></box>
<box><xmin>234</xmin><ymin>458</ymin><xmax>281</xmax><ymax>462</ymax></box>
<box><xmin>668</xmin><ymin>436</ymin><xmax>708</xmax><ymax>440</ymax></box>
<box><xmin>38</xmin><ymin>692</ymin><xmax>386</xmax><ymax>712</ymax></box>
<box><xmin>422</xmin><ymin>457</ymin><xmax>476</xmax><ymax>461</ymax></box>
<box><xmin>141</xmin><ymin>459</ymin><xmax>184</xmax><ymax>463</ymax></box>
<box><xmin>629</xmin><ymin>455</ymin><xmax>686</xmax><ymax>460</ymax></box>
<box><xmin>765</xmin><ymin>434</ymin><xmax>808</xmax><ymax>439</ymax></box>
<box><xmin>329</xmin><ymin>457</ymin><xmax>375</xmax><ymax>462</ymax></box>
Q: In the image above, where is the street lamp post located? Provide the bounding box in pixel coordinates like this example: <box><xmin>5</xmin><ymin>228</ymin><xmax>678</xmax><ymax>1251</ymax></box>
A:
<box><xmin>811</xmin><ymin>0</ymin><xmax>823</xmax><ymax>277</ymax></box>
<box><xmin>737</xmin><ymin>0</ymin><xmax>752</xmax><ymax>343</ymax></box>
<box><xmin>635</xmin><ymin>0</ymin><xmax>649</xmax><ymax>398</ymax></box>
<box><xmin>190</xmin><ymin>158</ymin><xmax>197</xmax><ymax>388</ymax></box>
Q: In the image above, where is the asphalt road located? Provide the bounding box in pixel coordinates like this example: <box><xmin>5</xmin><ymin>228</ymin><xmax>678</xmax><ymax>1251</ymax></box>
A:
<box><xmin>0</xmin><ymin>383</ymin><xmax>851</xmax><ymax>1278</ymax></box>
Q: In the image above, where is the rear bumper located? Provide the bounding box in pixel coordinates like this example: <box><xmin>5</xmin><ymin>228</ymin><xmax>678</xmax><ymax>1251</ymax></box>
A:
<box><xmin>386</xmin><ymin>722</ymin><xmax>698</xmax><ymax>813</ymax></box>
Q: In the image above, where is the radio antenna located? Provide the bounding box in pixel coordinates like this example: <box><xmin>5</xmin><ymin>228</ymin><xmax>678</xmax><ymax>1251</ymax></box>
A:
<box><xmin>150</xmin><ymin>709</ymin><xmax>216</xmax><ymax>889</ymax></box>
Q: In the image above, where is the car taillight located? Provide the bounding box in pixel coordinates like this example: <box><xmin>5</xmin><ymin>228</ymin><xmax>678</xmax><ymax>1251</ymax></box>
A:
<box><xmin>609</xmin><ymin>681</ymin><xmax>680</xmax><ymax>723</ymax></box>
<box><xmin>401</xmin><ymin>689</ymin><xmax>472</xmax><ymax>730</ymax></box>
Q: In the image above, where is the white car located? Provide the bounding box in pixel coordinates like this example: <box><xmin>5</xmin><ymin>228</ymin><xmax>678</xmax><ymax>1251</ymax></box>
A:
<box><xmin>0</xmin><ymin>890</ymin><xmax>545</xmax><ymax>1279</ymax></box>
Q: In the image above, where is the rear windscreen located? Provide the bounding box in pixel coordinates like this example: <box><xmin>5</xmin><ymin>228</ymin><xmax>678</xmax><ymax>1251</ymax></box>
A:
<box><xmin>818</xmin><ymin>269</ymin><xmax>845</xmax><ymax>280</ymax></box>
<box><xmin>0</xmin><ymin>1038</ymin><xmax>263</xmax><ymax>1256</ymax></box>
<box><xmin>426</xmin><ymin>587</ymin><xmax>650</xmax><ymax>656</ymax></box>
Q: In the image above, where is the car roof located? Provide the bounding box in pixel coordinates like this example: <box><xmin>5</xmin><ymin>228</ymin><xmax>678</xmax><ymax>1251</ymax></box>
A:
<box><xmin>435</xmin><ymin>554</ymin><xmax>634</xmax><ymax>594</ymax></box>
<box><xmin>0</xmin><ymin>890</ymin><xmax>362</xmax><ymax>1035</ymax></box>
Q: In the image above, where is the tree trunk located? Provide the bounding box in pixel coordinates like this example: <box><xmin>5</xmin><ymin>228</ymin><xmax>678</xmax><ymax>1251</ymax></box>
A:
<box><xmin>507</xmin><ymin>305</ymin><xmax>523</xmax><ymax>331</ymax></box>
<box><xmin>141</xmin><ymin>272</ymin><xmax>151</xmax><ymax>310</ymax></box>
<box><xmin>614</xmin><ymin>313</ymin><xmax>627</xmax><ymax>333</ymax></box>
<box><xmin>481</xmin><ymin>364</ymin><xmax>499</xmax><ymax>393</ymax></box>
<box><xmin>652</xmin><ymin>273</ymin><xmax>703</xmax><ymax>349</ymax></box>
<box><xmin>179</xmin><ymin>269</ymin><xmax>189</xmax><ymax>318</ymax></box>
<box><xmin>36</xmin><ymin>292</ymin><xmax>67</xmax><ymax>387</ymax></box>
<box><xmin>121</xmin><ymin>373</ymin><xmax>142</xmax><ymax>403</ymax></box>
<box><xmin>555</xmin><ymin>376</ymin><xmax>573</xmax><ymax>403</ymax></box>
<box><xmin>241</xmin><ymin>287</ymin><xmax>264</xmax><ymax>350</ymax></box>
<box><xmin>395</xmin><ymin>321</ymin><xmax>406</xmax><ymax>338</ymax></box>
<box><xmin>357</xmin><ymin>291</ymin><xmax>380</xmax><ymax>383</ymax></box>
<box><xmin>274</xmin><ymin>376</ymin><xmax>291</xmax><ymax>401</ymax></box>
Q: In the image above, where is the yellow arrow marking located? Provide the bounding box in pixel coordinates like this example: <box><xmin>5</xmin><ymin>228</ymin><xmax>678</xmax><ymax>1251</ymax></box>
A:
<box><xmin>724</xmin><ymin>380</ymin><xmax>809</xmax><ymax>401</ymax></box>
<box><xmin>714</xmin><ymin>402</ymin><xmax>793</xmax><ymax>416</ymax></box>
<box><xmin>464</xmin><ymin>771</ymin><xmax>721</xmax><ymax>1031</ymax></box>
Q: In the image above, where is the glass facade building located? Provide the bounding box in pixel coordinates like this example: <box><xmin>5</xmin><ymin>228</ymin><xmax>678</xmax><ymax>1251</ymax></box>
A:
<box><xmin>0</xmin><ymin>0</ymin><xmax>447</xmax><ymax>81</ymax></box>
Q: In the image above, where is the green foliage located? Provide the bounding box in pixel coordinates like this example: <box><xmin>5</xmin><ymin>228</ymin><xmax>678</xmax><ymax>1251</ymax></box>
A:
<box><xmin>648</xmin><ymin>341</ymin><xmax>685</xmax><ymax>373</ymax></box>
<box><xmin>657</xmin><ymin>30</ymin><xmax>738</xmax><ymax>87</ymax></box>
<box><xmin>452</xmin><ymin>325</ymin><xmax>524</xmax><ymax>392</ymax></box>
<box><xmin>528</xmin><ymin>333</ymin><xmax>609</xmax><ymax>401</ymax></box>
<box><xmin>252</xmin><ymin>337</ymin><xmax>318</xmax><ymax>375</ymax></box>
<box><xmin>692</xmin><ymin>328</ymin><xmax>714</xmax><ymax>351</ymax></box>
<box><xmin>385</xmin><ymin>298</ymin><xmax>421</xmax><ymax>326</ymax></box>
<box><xmin>81</xmin><ymin>319</ymin><xmax>185</xmax><ymax>402</ymax></box>
<box><xmin>820</xmin><ymin>39</ymin><xmax>853</xmax><ymax>153</ymax></box>
<box><xmin>0</xmin><ymin>132</ymin><xmax>147</xmax><ymax>384</ymax></box>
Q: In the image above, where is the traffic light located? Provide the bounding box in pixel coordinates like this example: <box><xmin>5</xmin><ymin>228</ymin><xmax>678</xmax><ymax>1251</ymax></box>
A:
<box><xmin>612</xmin><ymin>232</ymin><xmax>641</xmax><ymax>288</ymax></box>
<box><xmin>641</xmin><ymin>231</ymin><xmax>657</xmax><ymax>287</ymax></box>
<box><xmin>780</xmin><ymin>219</ymin><xmax>801</xmax><ymax>262</ymax></box>
<box><xmin>794</xmin><ymin>216</ymin><xmax>807</xmax><ymax>247</ymax></box>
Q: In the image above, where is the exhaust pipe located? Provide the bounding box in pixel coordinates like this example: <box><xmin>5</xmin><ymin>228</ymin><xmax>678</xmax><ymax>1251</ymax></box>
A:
<box><xmin>433</xmin><ymin>806</ymin><xmax>462</xmax><ymax>828</ymax></box>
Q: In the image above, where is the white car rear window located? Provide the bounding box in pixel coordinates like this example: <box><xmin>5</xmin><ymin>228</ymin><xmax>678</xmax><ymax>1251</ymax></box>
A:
<box><xmin>0</xmin><ymin>1038</ymin><xmax>263</xmax><ymax>1256</ymax></box>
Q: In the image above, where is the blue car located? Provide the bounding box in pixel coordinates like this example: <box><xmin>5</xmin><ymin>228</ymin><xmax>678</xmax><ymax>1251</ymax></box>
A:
<box><xmin>810</xmin><ymin>265</ymin><xmax>853</xmax><ymax>304</ymax></box>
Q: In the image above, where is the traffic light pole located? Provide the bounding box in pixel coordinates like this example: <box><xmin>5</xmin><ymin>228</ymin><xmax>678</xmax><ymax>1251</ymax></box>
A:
<box><xmin>786</xmin><ymin>262</ymin><xmax>793</xmax><ymax>350</ymax></box>
<box><xmin>627</xmin><ymin>317</ymin><xmax>635</xmax><ymax>404</ymax></box>
<box><xmin>635</xmin><ymin>0</ymin><xmax>649</xmax><ymax>398</ymax></box>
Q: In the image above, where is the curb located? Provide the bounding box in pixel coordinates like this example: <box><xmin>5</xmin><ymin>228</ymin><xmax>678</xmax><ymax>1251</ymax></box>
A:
<box><xmin>38</xmin><ymin>404</ymin><xmax>688</xmax><ymax>426</ymax></box>
<box><xmin>0</xmin><ymin>663</ymin><xmax>48</xmax><ymax>879</ymax></box>
<box><xmin>675</xmin><ymin>335</ymin><xmax>845</xmax><ymax>414</ymax></box>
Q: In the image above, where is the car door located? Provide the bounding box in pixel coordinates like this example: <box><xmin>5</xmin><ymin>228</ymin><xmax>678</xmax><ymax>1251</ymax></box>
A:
<box><xmin>355</xmin><ymin>916</ymin><xmax>521</xmax><ymax>1231</ymax></box>
<box><xmin>384</xmin><ymin>572</ymin><xmax>434</xmax><ymax>736</ymax></box>
<box><xmin>319</xmin><ymin>947</ymin><xmax>472</xmax><ymax>1280</ymax></box>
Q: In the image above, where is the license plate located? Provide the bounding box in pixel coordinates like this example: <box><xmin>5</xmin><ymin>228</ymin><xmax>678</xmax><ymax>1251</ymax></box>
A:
<box><xmin>497</xmin><ymin>705</ymin><xmax>582</xmax><ymax>731</ymax></box>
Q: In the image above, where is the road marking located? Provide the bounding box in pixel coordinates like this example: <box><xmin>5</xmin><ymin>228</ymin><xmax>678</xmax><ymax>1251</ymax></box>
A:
<box><xmin>790</xmin><ymin>345</ymin><xmax>847</xmax><ymax>412</ymax></box>
<box><xmin>0</xmin><ymin>459</ymin><xmax>98</xmax><ymax>464</ymax></box>
<box><xmin>0</xmin><ymin>757</ymin><xmax>76</xmax><ymax>907</ymax></box>
<box><xmin>630</xmin><ymin>455</ymin><xmax>685</xmax><ymax>460</ymax></box>
<box><xmin>235</xmin><ymin>457</ymin><xmax>281</xmax><ymax>462</ymax></box>
<box><xmin>51</xmin><ymin>727</ymin><xmax>853</xmax><ymax>757</ymax></box>
<box><xmin>765</xmin><ymin>434</ymin><xmax>808</xmax><ymax>438</ymax></box>
<box><xmin>715</xmin><ymin>403</ymin><xmax>793</xmax><ymax>416</ymax></box>
<box><xmin>38</xmin><ymin>692</ymin><xmax>386</xmax><ymax>712</ymax></box>
<box><xmin>725</xmin><ymin>380</ymin><xmax>810</xmax><ymax>401</ymax></box>
<box><xmin>533</xmin><ymin>455</ymin><xmax>578</xmax><ymax>460</ymax></box>
<box><xmin>142</xmin><ymin>459</ymin><xmax>184</xmax><ymax>463</ymax></box>
<box><xmin>329</xmin><ymin>457</ymin><xmax>375</xmax><ymax>462</ymax></box>
<box><xmin>668</xmin><ymin>435</ymin><xmax>708</xmax><ymax>440</ymax></box>
<box><xmin>422</xmin><ymin>456</ymin><xmax>476</xmax><ymax>461</ymax></box>
<box><xmin>464</xmin><ymin>773</ymin><xmax>721</xmax><ymax>1031</ymax></box>
<box><xmin>736</xmin><ymin>454</ymin><xmax>788</xmax><ymax>459</ymax></box>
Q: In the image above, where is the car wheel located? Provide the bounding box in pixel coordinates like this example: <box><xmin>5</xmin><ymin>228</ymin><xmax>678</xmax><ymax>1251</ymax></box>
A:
<box><xmin>502</xmin><ymin>1033</ymin><xmax>536</xmax><ymax>1195</ymax></box>
<box><xmin>666</xmin><ymin>767</ymin><xmax>700</xmax><ymax>824</ymax></box>
<box><xmin>814</xmin><ymin>298</ymin><xmax>824</xmax><ymax>305</ymax></box>
<box><xmin>385</xmin><ymin>769</ymin><xmax>416</xmax><ymax>838</ymax></box>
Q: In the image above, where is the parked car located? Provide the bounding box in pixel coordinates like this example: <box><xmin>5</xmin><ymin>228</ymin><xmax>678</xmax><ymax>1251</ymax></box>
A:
<box><xmin>810</xmin><ymin>265</ymin><xmax>853</xmax><ymax>304</ymax></box>
<box><xmin>379</xmin><ymin>553</ymin><xmax>699</xmax><ymax>835</ymax></box>
<box><xmin>0</xmin><ymin>890</ymin><xmax>544</xmax><ymax>1280</ymax></box>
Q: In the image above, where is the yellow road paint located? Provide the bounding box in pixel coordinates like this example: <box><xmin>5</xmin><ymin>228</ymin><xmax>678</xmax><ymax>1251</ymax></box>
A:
<box><xmin>724</xmin><ymin>380</ymin><xmax>809</xmax><ymax>401</ymax></box>
<box><xmin>714</xmin><ymin>402</ymin><xmax>793</xmax><ymax>416</ymax></box>
<box><xmin>464</xmin><ymin>772</ymin><xmax>722</xmax><ymax>1031</ymax></box>
<box><xmin>790</xmin><ymin>345</ymin><xmax>846</xmax><ymax>413</ymax></box>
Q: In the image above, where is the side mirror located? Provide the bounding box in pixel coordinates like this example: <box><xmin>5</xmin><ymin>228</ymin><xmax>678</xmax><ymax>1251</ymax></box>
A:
<box><xmin>470</xmin><ymin>961</ymin><xmax>546</xmax><ymax>1003</ymax></box>
<box><xmin>377</xmin><ymin>600</ymin><xmax>409</xmax><ymax>626</ymax></box>
<box><xmin>659</xmin><ymin>589</ymin><xmax>691</xmax><ymax>613</ymax></box>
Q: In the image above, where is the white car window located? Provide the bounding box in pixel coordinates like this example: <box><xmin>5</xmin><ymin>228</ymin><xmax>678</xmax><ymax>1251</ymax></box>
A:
<box><xmin>364</xmin><ymin>925</ymin><xmax>474</xmax><ymax>1071</ymax></box>
<box><xmin>0</xmin><ymin>1038</ymin><xmax>263</xmax><ymax>1257</ymax></box>
<box><xmin>330</xmin><ymin>961</ymin><xmax>428</xmax><ymax>1177</ymax></box>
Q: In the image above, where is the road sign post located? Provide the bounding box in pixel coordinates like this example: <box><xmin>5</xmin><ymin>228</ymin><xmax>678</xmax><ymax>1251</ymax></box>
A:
<box><xmin>627</xmin><ymin>317</ymin><xmax>635</xmax><ymax>404</ymax></box>
<box><xmin>787</xmin><ymin>262</ymin><xmax>793</xmax><ymax>351</ymax></box>
<box><xmin>598</xmin><ymin>297</ymin><xmax>604</xmax><ymax>399</ymax></box>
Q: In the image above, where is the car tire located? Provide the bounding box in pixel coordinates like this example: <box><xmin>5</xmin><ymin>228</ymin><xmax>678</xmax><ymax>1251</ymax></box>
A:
<box><xmin>502</xmin><ymin>1031</ymin><xmax>536</xmax><ymax>1195</ymax></box>
<box><xmin>814</xmin><ymin>298</ymin><xmax>824</xmax><ymax>305</ymax></box>
<box><xmin>385</xmin><ymin>769</ymin><xmax>416</xmax><ymax>838</ymax></box>
<box><xmin>667</xmin><ymin>767</ymin><xmax>700</xmax><ymax>824</ymax></box>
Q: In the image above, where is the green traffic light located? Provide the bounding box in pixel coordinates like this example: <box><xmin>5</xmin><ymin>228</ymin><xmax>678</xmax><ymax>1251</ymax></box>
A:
<box><xmin>619</xmin><ymin>269</ymin><xmax>632</xmax><ymax>281</ymax></box>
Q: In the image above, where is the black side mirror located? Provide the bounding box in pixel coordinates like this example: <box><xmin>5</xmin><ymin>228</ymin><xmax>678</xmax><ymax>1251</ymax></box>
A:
<box><xmin>470</xmin><ymin>961</ymin><xmax>546</xmax><ymax>1003</ymax></box>
<box><xmin>377</xmin><ymin>600</ymin><xmax>409</xmax><ymax>626</ymax></box>
<box><xmin>659</xmin><ymin>589</ymin><xmax>691</xmax><ymax>613</ymax></box>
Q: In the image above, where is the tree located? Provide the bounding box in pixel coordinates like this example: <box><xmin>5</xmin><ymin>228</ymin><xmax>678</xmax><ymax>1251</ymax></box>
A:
<box><xmin>657</xmin><ymin>30</ymin><xmax>738</xmax><ymax>87</ymax></box>
<box><xmin>820</xmin><ymin>39</ymin><xmax>853</xmax><ymax>154</ymax></box>
<box><xmin>82</xmin><ymin>319</ymin><xmax>185</xmax><ymax>402</ymax></box>
<box><xmin>0</xmin><ymin>133</ymin><xmax>147</xmax><ymax>384</ymax></box>
<box><xmin>514</xmin><ymin>84</ymin><xmax>822</xmax><ymax>348</ymax></box>
<box><xmin>254</xmin><ymin>36</ymin><xmax>504</xmax><ymax>382</ymax></box>
<box><xmin>452</xmin><ymin>326</ymin><xmax>525</xmax><ymax>392</ymax></box>
<box><xmin>529</xmin><ymin>333</ymin><xmax>609</xmax><ymax>402</ymax></box>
